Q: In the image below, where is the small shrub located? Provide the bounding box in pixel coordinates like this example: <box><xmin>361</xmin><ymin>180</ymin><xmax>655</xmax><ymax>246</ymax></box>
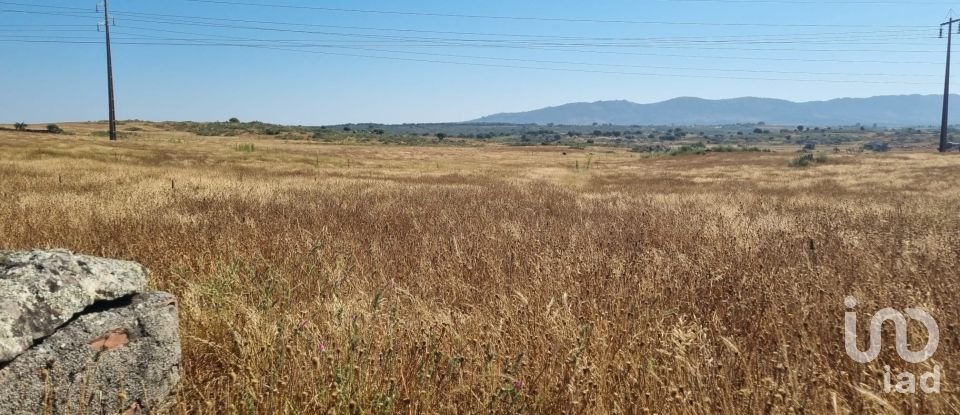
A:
<box><xmin>712</xmin><ymin>145</ymin><xmax>737</xmax><ymax>153</ymax></box>
<box><xmin>229</xmin><ymin>117</ymin><xmax>240</xmax><ymax>123</ymax></box>
<box><xmin>670</xmin><ymin>142</ymin><xmax>708</xmax><ymax>156</ymax></box>
<box><xmin>789</xmin><ymin>154</ymin><xmax>814</xmax><ymax>167</ymax></box>
<box><xmin>863</xmin><ymin>142</ymin><xmax>890</xmax><ymax>152</ymax></box>
<box><xmin>790</xmin><ymin>153</ymin><xmax>828</xmax><ymax>167</ymax></box>
<box><xmin>631</xmin><ymin>144</ymin><xmax>670</xmax><ymax>153</ymax></box>
<box><xmin>236</xmin><ymin>143</ymin><xmax>256</xmax><ymax>153</ymax></box>
<box><xmin>46</xmin><ymin>124</ymin><xmax>63</xmax><ymax>134</ymax></box>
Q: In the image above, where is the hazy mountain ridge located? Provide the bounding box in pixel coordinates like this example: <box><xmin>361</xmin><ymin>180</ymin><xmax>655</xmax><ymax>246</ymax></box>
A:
<box><xmin>472</xmin><ymin>95</ymin><xmax>960</xmax><ymax>126</ymax></box>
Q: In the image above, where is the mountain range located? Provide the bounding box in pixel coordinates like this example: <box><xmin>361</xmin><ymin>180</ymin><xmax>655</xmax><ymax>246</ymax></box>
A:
<box><xmin>471</xmin><ymin>95</ymin><xmax>960</xmax><ymax>126</ymax></box>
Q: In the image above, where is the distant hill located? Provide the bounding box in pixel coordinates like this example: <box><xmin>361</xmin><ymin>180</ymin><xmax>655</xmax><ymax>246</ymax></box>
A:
<box><xmin>472</xmin><ymin>95</ymin><xmax>960</xmax><ymax>126</ymax></box>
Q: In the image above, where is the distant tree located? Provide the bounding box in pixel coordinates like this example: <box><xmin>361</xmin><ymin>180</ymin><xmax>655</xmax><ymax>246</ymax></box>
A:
<box><xmin>343</xmin><ymin>127</ymin><xmax>352</xmax><ymax>132</ymax></box>
<box><xmin>13</xmin><ymin>122</ymin><xmax>27</xmax><ymax>131</ymax></box>
<box><xmin>592</xmin><ymin>130</ymin><xmax>603</xmax><ymax>137</ymax></box>
<box><xmin>228</xmin><ymin>117</ymin><xmax>240</xmax><ymax>123</ymax></box>
<box><xmin>797</xmin><ymin>126</ymin><xmax>805</xmax><ymax>132</ymax></box>
<box><xmin>436</xmin><ymin>133</ymin><xmax>447</xmax><ymax>140</ymax></box>
<box><xmin>46</xmin><ymin>124</ymin><xmax>63</xmax><ymax>134</ymax></box>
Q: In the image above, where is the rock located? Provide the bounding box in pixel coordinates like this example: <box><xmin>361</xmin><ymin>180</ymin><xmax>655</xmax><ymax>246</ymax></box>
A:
<box><xmin>0</xmin><ymin>250</ymin><xmax>180</xmax><ymax>414</ymax></box>
<box><xmin>0</xmin><ymin>250</ymin><xmax>148</xmax><ymax>362</ymax></box>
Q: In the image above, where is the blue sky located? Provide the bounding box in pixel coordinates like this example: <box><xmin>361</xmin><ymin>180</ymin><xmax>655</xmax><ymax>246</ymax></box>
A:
<box><xmin>0</xmin><ymin>0</ymin><xmax>957</xmax><ymax>124</ymax></box>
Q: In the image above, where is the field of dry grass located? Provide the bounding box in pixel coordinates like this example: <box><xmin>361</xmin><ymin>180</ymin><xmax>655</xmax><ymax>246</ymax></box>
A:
<box><xmin>0</xmin><ymin>124</ymin><xmax>957</xmax><ymax>414</ymax></box>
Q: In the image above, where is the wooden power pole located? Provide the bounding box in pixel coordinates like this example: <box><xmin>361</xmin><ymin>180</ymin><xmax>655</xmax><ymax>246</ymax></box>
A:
<box><xmin>939</xmin><ymin>18</ymin><xmax>959</xmax><ymax>152</ymax></box>
<box><xmin>101</xmin><ymin>0</ymin><xmax>117</xmax><ymax>141</ymax></box>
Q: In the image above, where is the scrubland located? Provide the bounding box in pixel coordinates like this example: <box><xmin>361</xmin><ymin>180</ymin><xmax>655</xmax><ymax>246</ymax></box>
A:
<box><xmin>0</xmin><ymin>124</ymin><xmax>957</xmax><ymax>414</ymax></box>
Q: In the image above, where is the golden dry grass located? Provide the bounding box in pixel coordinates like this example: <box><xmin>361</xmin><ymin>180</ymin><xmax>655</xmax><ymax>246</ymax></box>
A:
<box><xmin>0</xmin><ymin>125</ymin><xmax>958</xmax><ymax>414</ymax></box>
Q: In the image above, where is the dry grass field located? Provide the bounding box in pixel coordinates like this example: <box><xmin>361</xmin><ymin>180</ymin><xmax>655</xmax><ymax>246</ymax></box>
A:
<box><xmin>0</xmin><ymin>123</ymin><xmax>958</xmax><ymax>414</ymax></box>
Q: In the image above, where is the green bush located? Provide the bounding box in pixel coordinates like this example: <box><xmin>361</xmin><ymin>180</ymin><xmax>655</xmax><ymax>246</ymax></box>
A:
<box><xmin>46</xmin><ymin>124</ymin><xmax>63</xmax><ymax>134</ymax></box>
<box><xmin>789</xmin><ymin>153</ymin><xmax>828</xmax><ymax>167</ymax></box>
<box><xmin>670</xmin><ymin>143</ymin><xmax>707</xmax><ymax>156</ymax></box>
<box><xmin>631</xmin><ymin>144</ymin><xmax>670</xmax><ymax>153</ymax></box>
<box><xmin>863</xmin><ymin>142</ymin><xmax>890</xmax><ymax>152</ymax></box>
<box><xmin>236</xmin><ymin>143</ymin><xmax>256</xmax><ymax>153</ymax></box>
<box><xmin>712</xmin><ymin>145</ymin><xmax>737</xmax><ymax>153</ymax></box>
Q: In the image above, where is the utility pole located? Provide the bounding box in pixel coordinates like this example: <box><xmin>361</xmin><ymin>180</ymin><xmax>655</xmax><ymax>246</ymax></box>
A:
<box><xmin>939</xmin><ymin>17</ymin><xmax>959</xmax><ymax>152</ymax></box>
<box><xmin>101</xmin><ymin>0</ymin><xmax>117</xmax><ymax>141</ymax></box>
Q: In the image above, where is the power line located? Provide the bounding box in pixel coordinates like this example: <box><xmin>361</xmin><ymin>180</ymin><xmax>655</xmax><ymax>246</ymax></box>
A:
<box><xmin>105</xmin><ymin>9</ymin><xmax>933</xmax><ymax>42</ymax></box>
<box><xmin>663</xmin><ymin>0</ymin><xmax>955</xmax><ymax>4</ymax></box>
<box><xmin>109</xmin><ymin>24</ymin><xmax>944</xmax><ymax>65</ymax></box>
<box><xmin>94</xmin><ymin>15</ymin><xmax>944</xmax><ymax>53</ymax></box>
<box><xmin>108</xmin><ymin>25</ymin><xmax>931</xmax><ymax>48</ymax></box>
<box><xmin>180</xmin><ymin>0</ymin><xmax>928</xmax><ymax>28</ymax></box>
<box><xmin>0</xmin><ymin>8</ymin><xmax>97</xmax><ymax>18</ymax></box>
<box><xmin>1</xmin><ymin>0</ymin><xmax>946</xmax><ymax>88</ymax></box>
<box><xmin>7</xmin><ymin>2</ymin><xmax>936</xmax><ymax>44</ymax></box>
<box><xmin>6</xmin><ymin>8</ymin><xmax>941</xmax><ymax>64</ymax></box>
<box><xmin>0</xmin><ymin>38</ymin><xmax>939</xmax><ymax>85</ymax></box>
<box><xmin>4</xmin><ymin>28</ymin><xmax>940</xmax><ymax>65</ymax></box>
<box><xmin>0</xmin><ymin>1</ymin><xmax>92</xmax><ymax>11</ymax></box>
<box><xmin>0</xmin><ymin>24</ymin><xmax>93</xmax><ymax>27</ymax></box>
<box><xmin>102</xmin><ymin>27</ymin><xmax>939</xmax><ymax>78</ymax></box>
